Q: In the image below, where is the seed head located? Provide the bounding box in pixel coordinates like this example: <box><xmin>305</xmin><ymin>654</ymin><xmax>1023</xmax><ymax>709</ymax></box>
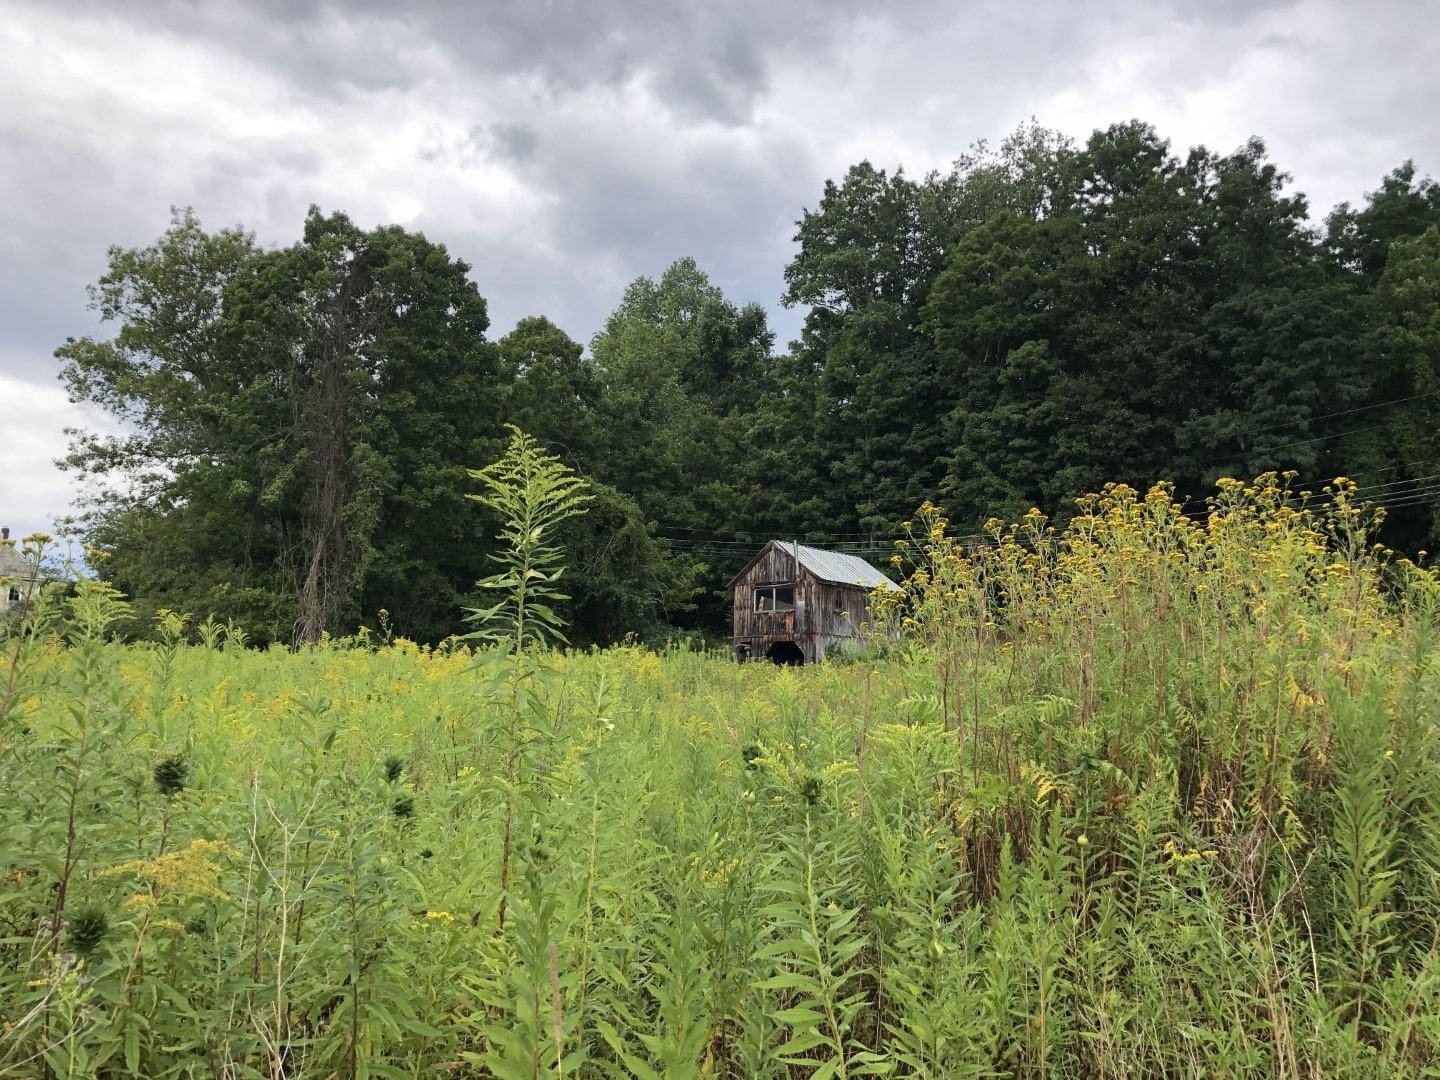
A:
<box><xmin>153</xmin><ymin>754</ymin><xmax>189</xmax><ymax>798</ymax></box>
<box><xmin>799</xmin><ymin>776</ymin><xmax>823</xmax><ymax>805</ymax></box>
<box><xmin>65</xmin><ymin>904</ymin><xmax>110</xmax><ymax>956</ymax></box>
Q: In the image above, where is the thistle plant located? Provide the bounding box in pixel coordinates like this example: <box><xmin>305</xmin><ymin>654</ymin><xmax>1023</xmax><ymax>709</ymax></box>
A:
<box><xmin>153</xmin><ymin>753</ymin><xmax>189</xmax><ymax>799</ymax></box>
<box><xmin>64</xmin><ymin>904</ymin><xmax>110</xmax><ymax>957</ymax></box>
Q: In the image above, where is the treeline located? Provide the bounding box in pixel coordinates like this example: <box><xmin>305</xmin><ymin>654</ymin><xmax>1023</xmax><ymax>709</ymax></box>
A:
<box><xmin>59</xmin><ymin>121</ymin><xmax>1440</xmax><ymax>646</ymax></box>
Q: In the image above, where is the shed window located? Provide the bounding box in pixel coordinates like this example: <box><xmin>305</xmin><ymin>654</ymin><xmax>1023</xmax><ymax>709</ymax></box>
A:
<box><xmin>754</xmin><ymin>585</ymin><xmax>795</xmax><ymax>612</ymax></box>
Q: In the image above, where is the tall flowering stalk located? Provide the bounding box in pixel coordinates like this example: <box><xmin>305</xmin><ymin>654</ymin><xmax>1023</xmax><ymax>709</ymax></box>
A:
<box><xmin>465</xmin><ymin>425</ymin><xmax>591</xmax><ymax>652</ymax></box>
<box><xmin>464</xmin><ymin>426</ymin><xmax>589</xmax><ymax>932</ymax></box>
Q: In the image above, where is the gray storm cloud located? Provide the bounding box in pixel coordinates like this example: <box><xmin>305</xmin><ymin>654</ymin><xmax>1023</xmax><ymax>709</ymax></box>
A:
<box><xmin>0</xmin><ymin>0</ymin><xmax>1436</xmax><ymax>537</ymax></box>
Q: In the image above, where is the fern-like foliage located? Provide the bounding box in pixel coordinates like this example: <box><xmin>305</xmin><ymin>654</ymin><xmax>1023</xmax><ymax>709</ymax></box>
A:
<box><xmin>464</xmin><ymin>425</ymin><xmax>590</xmax><ymax>650</ymax></box>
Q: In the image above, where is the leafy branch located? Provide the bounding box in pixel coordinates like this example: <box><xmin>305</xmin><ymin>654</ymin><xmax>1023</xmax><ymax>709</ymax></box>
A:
<box><xmin>465</xmin><ymin>425</ymin><xmax>591</xmax><ymax>651</ymax></box>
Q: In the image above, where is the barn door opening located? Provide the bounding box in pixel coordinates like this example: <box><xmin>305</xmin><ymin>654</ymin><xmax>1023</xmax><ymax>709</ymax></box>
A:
<box><xmin>766</xmin><ymin>640</ymin><xmax>805</xmax><ymax>666</ymax></box>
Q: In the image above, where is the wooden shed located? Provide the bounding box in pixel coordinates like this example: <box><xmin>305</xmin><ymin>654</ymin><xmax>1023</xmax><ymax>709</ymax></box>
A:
<box><xmin>729</xmin><ymin>541</ymin><xmax>902</xmax><ymax>664</ymax></box>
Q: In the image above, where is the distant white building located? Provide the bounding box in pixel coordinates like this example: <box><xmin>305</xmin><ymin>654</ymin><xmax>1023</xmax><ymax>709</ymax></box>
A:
<box><xmin>0</xmin><ymin>526</ymin><xmax>37</xmax><ymax>617</ymax></box>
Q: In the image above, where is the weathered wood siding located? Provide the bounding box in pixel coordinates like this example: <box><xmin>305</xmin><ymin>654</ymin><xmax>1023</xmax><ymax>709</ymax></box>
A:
<box><xmin>732</xmin><ymin>544</ymin><xmax>882</xmax><ymax>664</ymax></box>
<box><xmin>732</xmin><ymin>544</ymin><xmax>807</xmax><ymax>660</ymax></box>
<box><xmin>809</xmin><ymin>580</ymin><xmax>883</xmax><ymax>655</ymax></box>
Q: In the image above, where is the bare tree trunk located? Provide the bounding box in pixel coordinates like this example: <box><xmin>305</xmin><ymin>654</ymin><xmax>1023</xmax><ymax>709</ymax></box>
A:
<box><xmin>294</xmin><ymin>260</ymin><xmax>365</xmax><ymax>646</ymax></box>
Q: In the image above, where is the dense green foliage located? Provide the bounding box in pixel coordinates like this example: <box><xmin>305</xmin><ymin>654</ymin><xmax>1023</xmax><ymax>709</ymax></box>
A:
<box><xmin>57</xmin><ymin>121</ymin><xmax>1440</xmax><ymax>645</ymax></box>
<box><xmin>3</xmin><ymin>479</ymin><xmax>1440</xmax><ymax>1076</ymax></box>
<box><xmin>58</xmin><ymin>209</ymin><xmax>503</xmax><ymax>646</ymax></box>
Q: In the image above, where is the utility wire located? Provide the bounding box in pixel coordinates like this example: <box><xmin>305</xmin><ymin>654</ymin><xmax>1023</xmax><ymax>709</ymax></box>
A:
<box><xmin>1357</xmin><ymin>472</ymin><xmax>1440</xmax><ymax>497</ymax></box>
<box><xmin>649</xmin><ymin>386</ymin><xmax>1439</xmax><ymax>557</ymax></box>
<box><xmin>1256</xmin><ymin>421</ymin><xmax>1394</xmax><ymax>455</ymax></box>
<box><xmin>1201</xmin><ymin>389</ymin><xmax>1440</xmax><ymax>442</ymax></box>
<box><xmin>1377</xmin><ymin>485</ymin><xmax>1440</xmax><ymax>511</ymax></box>
<box><xmin>656</xmin><ymin>469</ymin><xmax>1440</xmax><ymax>562</ymax></box>
<box><xmin>1352</xmin><ymin>456</ymin><xmax>1440</xmax><ymax>479</ymax></box>
<box><xmin>657</xmin><ymin>479</ymin><xmax>1410</xmax><ymax>560</ymax></box>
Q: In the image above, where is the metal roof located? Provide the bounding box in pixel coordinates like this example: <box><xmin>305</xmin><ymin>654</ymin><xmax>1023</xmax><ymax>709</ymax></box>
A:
<box><xmin>730</xmin><ymin>540</ymin><xmax>903</xmax><ymax>592</ymax></box>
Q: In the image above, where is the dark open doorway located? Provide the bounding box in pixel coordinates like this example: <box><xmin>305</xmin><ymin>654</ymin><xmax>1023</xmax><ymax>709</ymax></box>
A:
<box><xmin>766</xmin><ymin>640</ymin><xmax>805</xmax><ymax>666</ymax></box>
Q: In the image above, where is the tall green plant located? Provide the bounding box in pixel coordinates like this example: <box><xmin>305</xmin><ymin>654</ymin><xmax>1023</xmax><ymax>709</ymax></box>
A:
<box><xmin>466</xmin><ymin>425</ymin><xmax>591</xmax><ymax>652</ymax></box>
<box><xmin>465</xmin><ymin>427</ymin><xmax>590</xmax><ymax>935</ymax></box>
<box><xmin>0</xmin><ymin>533</ymin><xmax>67</xmax><ymax>739</ymax></box>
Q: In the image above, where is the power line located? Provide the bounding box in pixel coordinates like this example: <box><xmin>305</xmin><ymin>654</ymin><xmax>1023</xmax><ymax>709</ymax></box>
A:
<box><xmin>1356</xmin><ymin>472</ymin><xmax>1440</xmax><ymax>498</ymax></box>
<box><xmin>1353</xmin><ymin>456</ymin><xmax>1440</xmax><ymax>479</ymax></box>
<box><xmin>1206</xmin><ymin>389</ymin><xmax>1440</xmax><ymax>443</ymax></box>
<box><xmin>1109</xmin><ymin>390</ymin><xmax>1436</xmax><ymax>505</ymax></box>
<box><xmin>1377</xmin><ymin>485</ymin><xmax>1440</xmax><ymax>512</ymax></box>
<box><xmin>657</xmin><ymin>471</ymin><xmax>1440</xmax><ymax>563</ymax></box>
<box><xmin>1172</xmin><ymin>390</ymin><xmax>1440</xmax><ymax>483</ymax></box>
<box><xmin>1259</xmin><ymin>421</ymin><xmax>1394</xmax><ymax>456</ymax></box>
<box><xmin>659</xmin><ymin>477</ymin><xmax>1440</xmax><ymax>560</ymax></box>
<box><xmin>650</xmin><ymin>385</ymin><xmax>1440</xmax><ymax>560</ymax></box>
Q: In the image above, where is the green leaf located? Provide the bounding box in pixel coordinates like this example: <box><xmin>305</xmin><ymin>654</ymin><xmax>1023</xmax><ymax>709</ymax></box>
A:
<box><xmin>772</xmin><ymin>1030</ymin><xmax>831</xmax><ymax>1056</ymax></box>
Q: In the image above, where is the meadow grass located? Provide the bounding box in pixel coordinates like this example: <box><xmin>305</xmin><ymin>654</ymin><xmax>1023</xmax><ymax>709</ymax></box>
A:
<box><xmin>2</xmin><ymin>476</ymin><xmax>1438</xmax><ymax>1077</ymax></box>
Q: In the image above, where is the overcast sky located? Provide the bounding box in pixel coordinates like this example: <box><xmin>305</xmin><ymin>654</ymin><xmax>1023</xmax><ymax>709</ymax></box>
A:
<box><xmin>2</xmin><ymin>0</ymin><xmax>1438</xmax><ymax>541</ymax></box>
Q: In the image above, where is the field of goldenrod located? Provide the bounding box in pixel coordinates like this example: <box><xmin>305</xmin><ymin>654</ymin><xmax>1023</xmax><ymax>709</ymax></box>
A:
<box><xmin>2</xmin><ymin>476</ymin><xmax>1439</xmax><ymax>1077</ymax></box>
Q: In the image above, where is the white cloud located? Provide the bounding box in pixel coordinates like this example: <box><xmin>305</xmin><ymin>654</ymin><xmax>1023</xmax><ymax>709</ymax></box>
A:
<box><xmin>0</xmin><ymin>374</ymin><xmax>119</xmax><ymax>539</ymax></box>
<box><xmin>1</xmin><ymin>0</ymin><xmax>1438</xmax><ymax>531</ymax></box>
<box><xmin>1031</xmin><ymin>0</ymin><xmax>1440</xmax><ymax>219</ymax></box>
